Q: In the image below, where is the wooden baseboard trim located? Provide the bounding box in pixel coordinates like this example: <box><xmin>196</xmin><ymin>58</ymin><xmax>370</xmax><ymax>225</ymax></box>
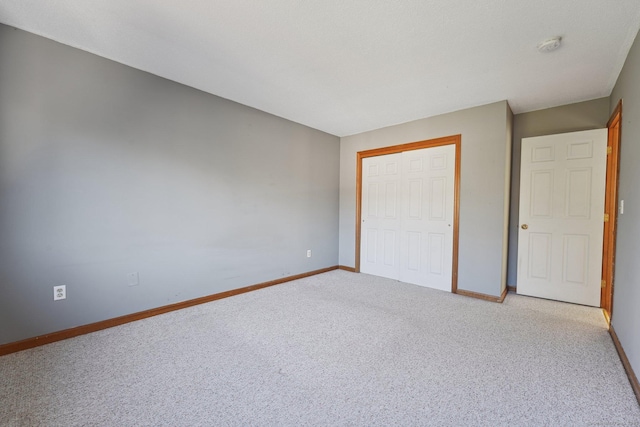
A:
<box><xmin>0</xmin><ymin>266</ymin><xmax>338</xmax><ymax>357</ymax></box>
<box><xmin>456</xmin><ymin>287</ymin><xmax>508</xmax><ymax>303</ymax></box>
<box><xmin>609</xmin><ymin>325</ymin><xmax>640</xmax><ymax>405</ymax></box>
<box><xmin>338</xmin><ymin>265</ymin><xmax>357</xmax><ymax>272</ymax></box>
<box><xmin>498</xmin><ymin>287</ymin><xmax>509</xmax><ymax>303</ymax></box>
<box><xmin>507</xmin><ymin>285</ymin><xmax>517</xmax><ymax>293</ymax></box>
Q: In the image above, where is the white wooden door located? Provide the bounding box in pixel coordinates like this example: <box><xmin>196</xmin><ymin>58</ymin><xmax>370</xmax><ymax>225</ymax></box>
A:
<box><xmin>360</xmin><ymin>145</ymin><xmax>455</xmax><ymax>291</ymax></box>
<box><xmin>517</xmin><ymin>129</ymin><xmax>607</xmax><ymax>306</ymax></box>
<box><xmin>360</xmin><ymin>153</ymin><xmax>402</xmax><ymax>280</ymax></box>
<box><xmin>399</xmin><ymin>145</ymin><xmax>455</xmax><ymax>291</ymax></box>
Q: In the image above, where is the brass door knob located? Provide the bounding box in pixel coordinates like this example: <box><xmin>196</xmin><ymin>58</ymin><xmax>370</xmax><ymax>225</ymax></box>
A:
<box><xmin>521</xmin><ymin>224</ymin><xmax>528</xmax><ymax>230</ymax></box>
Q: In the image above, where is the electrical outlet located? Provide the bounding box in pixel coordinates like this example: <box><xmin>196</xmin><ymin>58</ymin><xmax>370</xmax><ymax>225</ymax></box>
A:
<box><xmin>127</xmin><ymin>272</ymin><xmax>139</xmax><ymax>287</ymax></box>
<box><xmin>307</xmin><ymin>249</ymin><xmax>312</xmax><ymax>258</ymax></box>
<box><xmin>53</xmin><ymin>285</ymin><xmax>66</xmax><ymax>301</ymax></box>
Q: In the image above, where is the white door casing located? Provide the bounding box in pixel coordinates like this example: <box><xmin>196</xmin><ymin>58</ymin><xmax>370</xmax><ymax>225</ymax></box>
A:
<box><xmin>360</xmin><ymin>144</ymin><xmax>455</xmax><ymax>291</ymax></box>
<box><xmin>517</xmin><ymin>129</ymin><xmax>607</xmax><ymax>306</ymax></box>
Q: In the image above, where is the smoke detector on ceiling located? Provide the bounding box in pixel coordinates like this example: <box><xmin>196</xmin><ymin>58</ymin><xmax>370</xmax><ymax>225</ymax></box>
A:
<box><xmin>537</xmin><ymin>37</ymin><xmax>562</xmax><ymax>53</ymax></box>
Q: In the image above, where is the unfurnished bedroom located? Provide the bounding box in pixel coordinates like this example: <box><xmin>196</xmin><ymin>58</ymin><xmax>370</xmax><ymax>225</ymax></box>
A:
<box><xmin>1</xmin><ymin>1</ymin><xmax>640</xmax><ymax>425</ymax></box>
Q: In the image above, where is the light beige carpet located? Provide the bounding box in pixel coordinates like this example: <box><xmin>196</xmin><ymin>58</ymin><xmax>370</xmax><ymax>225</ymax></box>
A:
<box><xmin>1</xmin><ymin>270</ymin><xmax>639</xmax><ymax>426</ymax></box>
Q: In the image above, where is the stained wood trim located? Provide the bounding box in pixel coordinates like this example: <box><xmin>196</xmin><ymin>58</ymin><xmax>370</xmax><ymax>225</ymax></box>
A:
<box><xmin>0</xmin><ymin>266</ymin><xmax>338</xmax><ymax>357</ymax></box>
<box><xmin>609</xmin><ymin>325</ymin><xmax>640</xmax><ymax>405</ymax></box>
<box><xmin>498</xmin><ymin>287</ymin><xmax>509</xmax><ymax>303</ymax></box>
<box><xmin>338</xmin><ymin>265</ymin><xmax>357</xmax><ymax>272</ymax></box>
<box><xmin>355</xmin><ymin>151</ymin><xmax>363</xmax><ymax>272</ymax></box>
<box><xmin>357</xmin><ymin>136</ymin><xmax>461</xmax><ymax>159</ymax></box>
<box><xmin>355</xmin><ymin>134</ymin><xmax>461</xmax><ymax>294</ymax></box>
<box><xmin>507</xmin><ymin>285</ymin><xmax>517</xmax><ymax>293</ymax></box>
<box><xmin>602</xmin><ymin>99</ymin><xmax>622</xmax><ymax>318</ymax></box>
<box><xmin>456</xmin><ymin>287</ymin><xmax>508</xmax><ymax>304</ymax></box>
<box><xmin>452</xmin><ymin>139</ymin><xmax>461</xmax><ymax>293</ymax></box>
<box><xmin>608</xmin><ymin>99</ymin><xmax>622</xmax><ymax>128</ymax></box>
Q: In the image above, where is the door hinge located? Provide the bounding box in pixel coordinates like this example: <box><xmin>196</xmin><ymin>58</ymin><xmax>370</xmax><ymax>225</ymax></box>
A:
<box><xmin>607</xmin><ymin>146</ymin><xmax>613</xmax><ymax>155</ymax></box>
<box><xmin>604</xmin><ymin>213</ymin><xmax>610</xmax><ymax>222</ymax></box>
<box><xmin>601</xmin><ymin>280</ymin><xmax>606</xmax><ymax>289</ymax></box>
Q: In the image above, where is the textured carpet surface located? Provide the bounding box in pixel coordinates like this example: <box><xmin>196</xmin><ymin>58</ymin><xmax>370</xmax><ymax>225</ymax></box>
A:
<box><xmin>1</xmin><ymin>270</ymin><xmax>639</xmax><ymax>426</ymax></box>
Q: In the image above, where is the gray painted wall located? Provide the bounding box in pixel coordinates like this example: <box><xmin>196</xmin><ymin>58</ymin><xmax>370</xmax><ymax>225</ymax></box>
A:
<box><xmin>0</xmin><ymin>25</ymin><xmax>340</xmax><ymax>344</ymax></box>
<box><xmin>339</xmin><ymin>101</ymin><xmax>512</xmax><ymax>297</ymax></box>
<box><xmin>506</xmin><ymin>98</ymin><xmax>610</xmax><ymax>286</ymax></box>
<box><xmin>610</xmin><ymin>29</ymin><xmax>640</xmax><ymax>386</ymax></box>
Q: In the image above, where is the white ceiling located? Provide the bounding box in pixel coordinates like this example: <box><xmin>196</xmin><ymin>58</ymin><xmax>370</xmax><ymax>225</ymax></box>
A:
<box><xmin>1</xmin><ymin>1</ymin><xmax>640</xmax><ymax>137</ymax></box>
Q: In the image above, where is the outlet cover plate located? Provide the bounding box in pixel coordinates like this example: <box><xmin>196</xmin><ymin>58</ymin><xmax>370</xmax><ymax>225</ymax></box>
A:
<box><xmin>127</xmin><ymin>272</ymin><xmax>139</xmax><ymax>287</ymax></box>
<box><xmin>54</xmin><ymin>285</ymin><xmax>66</xmax><ymax>301</ymax></box>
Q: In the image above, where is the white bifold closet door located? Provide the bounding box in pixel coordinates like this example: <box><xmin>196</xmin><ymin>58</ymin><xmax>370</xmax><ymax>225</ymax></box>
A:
<box><xmin>360</xmin><ymin>144</ymin><xmax>455</xmax><ymax>292</ymax></box>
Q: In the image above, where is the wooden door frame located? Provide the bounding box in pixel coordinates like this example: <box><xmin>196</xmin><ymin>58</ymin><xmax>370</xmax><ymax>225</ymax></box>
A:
<box><xmin>602</xmin><ymin>100</ymin><xmax>623</xmax><ymax>322</ymax></box>
<box><xmin>354</xmin><ymin>134</ymin><xmax>461</xmax><ymax>292</ymax></box>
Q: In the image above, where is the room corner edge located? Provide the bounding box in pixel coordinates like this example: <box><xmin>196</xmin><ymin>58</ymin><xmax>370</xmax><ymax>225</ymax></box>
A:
<box><xmin>0</xmin><ymin>265</ymin><xmax>339</xmax><ymax>357</ymax></box>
